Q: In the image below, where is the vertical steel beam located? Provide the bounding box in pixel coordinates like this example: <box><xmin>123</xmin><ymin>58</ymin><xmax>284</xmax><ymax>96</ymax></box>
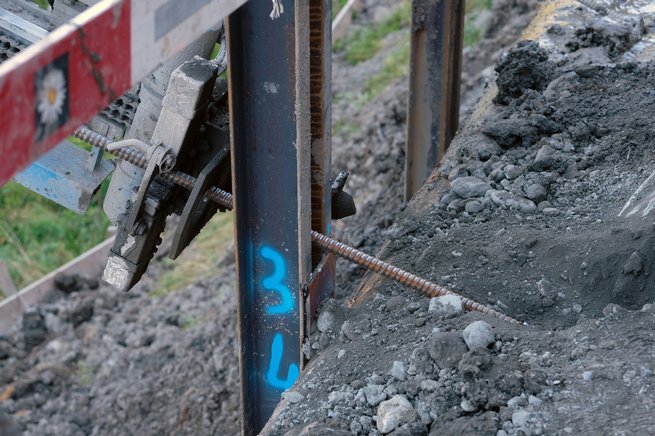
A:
<box><xmin>226</xmin><ymin>2</ymin><xmax>312</xmax><ymax>434</ymax></box>
<box><xmin>307</xmin><ymin>0</ymin><xmax>335</xmax><ymax>324</ymax></box>
<box><xmin>404</xmin><ymin>0</ymin><xmax>465</xmax><ymax>201</ymax></box>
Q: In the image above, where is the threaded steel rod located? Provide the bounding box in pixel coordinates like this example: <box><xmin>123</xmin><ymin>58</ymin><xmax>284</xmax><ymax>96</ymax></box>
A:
<box><xmin>311</xmin><ymin>231</ymin><xmax>521</xmax><ymax>324</ymax></box>
<box><xmin>74</xmin><ymin>126</ymin><xmax>521</xmax><ymax>324</ymax></box>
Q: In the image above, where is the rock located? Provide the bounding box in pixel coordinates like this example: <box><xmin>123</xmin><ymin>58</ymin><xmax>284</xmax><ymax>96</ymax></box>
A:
<box><xmin>317</xmin><ymin>309</ymin><xmax>335</xmax><ymax>333</ymax></box>
<box><xmin>582</xmin><ymin>371</ymin><xmax>593</xmax><ymax>381</ymax></box>
<box><xmin>337</xmin><ymin>349</ymin><xmax>346</xmax><ymax>359</ymax></box>
<box><xmin>0</xmin><ymin>337</ymin><xmax>12</xmax><ymax>360</ymax></box>
<box><xmin>504</xmin><ymin>165</ymin><xmax>523</xmax><ymax>180</ymax></box>
<box><xmin>460</xmin><ymin>399</ymin><xmax>478</xmax><ymax>412</ymax></box>
<box><xmin>487</xmin><ymin>190</ymin><xmax>537</xmax><ymax>214</ymax></box>
<box><xmin>328</xmin><ymin>391</ymin><xmax>350</xmax><ymax>404</ymax></box>
<box><xmin>376</xmin><ymin>395</ymin><xmax>415</xmax><ymax>434</ymax></box>
<box><xmin>490</xmin><ymin>168</ymin><xmax>506</xmax><ymax>182</ymax></box>
<box><xmin>462</xmin><ymin>321</ymin><xmax>495</xmax><ymax>350</ymax></box>
<box><xmin>22</xmin><ymin>309</ymin><xmax>48</xmax><ymax>350</ymax></box>
<box><xmin>282</xmin><ymin>391</ymin><xmax>304</xmax><ymax>404</ymax></box>
<box><xmin>493</xmin><ymin>41</ymin><xmax>556</xmax><ymax>105</ymax></box>
<box><xmin>524</xmin><ymin>183</ymin><xmax>547</xmax><ymax>203</ymax></box>
<box><xmin>528</xmin><ymin>395</ymin><xmax>543</xmax><ymax>407</ymax></box>
<box><xmin>390</xmin><ymin>361</ymin><xmax>406</xmax><ymax>381</ymax></box>
<box><xmin>451</xmin><ymin>177</ymin><xmax>491</xmax><ymax>199</ymax></box>
<box><xmin>512</xmin><ymin>409</ymin><xmax>531</xmax><ymax>428</ymax></box>
<box><xmin>420</xmin><ymin>379</ymin><xmax>438</xmax><ymax>392</ymax></box>
<box><xmin>364</xmin><ymin>384</ymin><xmax>387</xmax><ymax>406</ymax></box>
<box><xmin>340</xmin><ymin>320</ymin><xmax>356</xmax><ymax>341</ymax></box>
<box><xmin>623</xmin><ymin>251</ymin><xmax>643</xmax><ymax>275</ymax></box>
<box><xmin>465</xmin><ymin>200</ymin><xmax>484</xmax><ymax>214</ymax></box>
<box><xmin>407</xmin><ymin>302</ymin><xmax>421</xmax><ymax>313</ymax></box>
<box><xmin>350</xmin><ymin>420</ymin><xmax>363</xmax><ymax>434</ymax></box>
<box><xmin>542</xmin><ymin>207</ymin><xmax>559</xmax><ymax>216</ymax></box>
<box><xmin>428</xmin><ymin>295</ymin><xmax>463</xmax><ymax>317</ymax></box>
<box><xmin>533</xmin><ymin>144</ymin><xmax>556</xmax><ymax>171</ymax></box>
<box><xmin>429</xmin><ymin>332</ymin><xmax>468</xmax><ymax>368</ymax></box>
<box><xmin>70</xmin><ymin>298</ymin><xmax>95</xmax><ymax>327</ymax></box>
<box><xmin>0</xmin><ymin>407</ymin><xmax>20</xmax><ymax>436</ymax></box>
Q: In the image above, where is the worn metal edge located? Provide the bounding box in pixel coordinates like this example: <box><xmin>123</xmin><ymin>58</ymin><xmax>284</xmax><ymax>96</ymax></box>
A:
<box><xmin>0</xmin><ymin>235</ymin><xmax>115</xmax><ymax>334</ymax></box>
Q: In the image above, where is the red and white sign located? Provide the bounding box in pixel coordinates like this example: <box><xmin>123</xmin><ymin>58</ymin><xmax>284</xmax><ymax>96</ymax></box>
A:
<box><xmin>0</xmin><ymin>0</ymin><xmax>246</xmax><ymax>185</ymax></box>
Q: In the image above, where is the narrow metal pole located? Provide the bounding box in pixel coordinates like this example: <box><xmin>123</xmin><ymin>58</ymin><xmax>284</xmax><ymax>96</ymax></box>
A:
<box><xmin>404</xmin><ymin>0</ymin><xmax>465</xmax><ymax>201</ymax></box>
<box><xmin>226</xmin><ymin>2</ymin><xmax>312</xmax><ymax>433</ymax></box>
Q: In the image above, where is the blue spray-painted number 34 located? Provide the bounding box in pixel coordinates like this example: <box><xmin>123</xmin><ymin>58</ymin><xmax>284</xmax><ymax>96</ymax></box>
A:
<box><xmin>259</xmin><ymin>245</ymin><xmax>299</xmax><ymax>390</ymax></box>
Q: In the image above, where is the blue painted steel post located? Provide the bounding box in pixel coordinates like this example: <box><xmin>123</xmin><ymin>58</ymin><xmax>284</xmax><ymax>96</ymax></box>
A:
<box><xmin>226</xmin><ymin>1</ymin><xmax>314</xmax><ymax>433</ymax></box>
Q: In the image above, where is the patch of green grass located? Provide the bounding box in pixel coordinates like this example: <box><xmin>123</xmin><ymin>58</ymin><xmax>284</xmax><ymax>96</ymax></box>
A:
<box><xmin>464</xmin><ymin>0</ymin><xmax>493</xmax><ymax>48</ymax></box>
<box><xmin>151</xmin><ymin>213</ymin><xmax>233</xmax><ymax>298</ymax></box>
<box><xmin>361</xmin><ymin>39</ymin><xmax>411</xmax><ymax>102</ymax></box>
<box><xmin>0</xmin><ymin>179</ymin><xmax>110</xmax><ymax>292</ymax></box>
<box><xmin>31</xmin><ymin>0</ymin><xmax>49</xmax><ymax>10</ymax></box>
<box><xmin>332</xmin><ymin>120</ymin><xmax>361</xmax><ymax>138</ymax></box>
<box><xmin>335</xmin><ymin>1</ymin><xmax>411</xmax><ymax>65</ymax></box>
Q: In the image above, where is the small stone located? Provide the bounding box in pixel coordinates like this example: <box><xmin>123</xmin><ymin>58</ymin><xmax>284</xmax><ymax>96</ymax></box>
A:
<box><xmin>420</xmin><ymin>379</ymin><xmax>438</xmax><ymax>392</ymax></box>
<box><xmin>524</xmin><ymin>183</ymin><xmax>547</xmax><ymax>203</ymax></box>
<box><xmin>504</xmin><ymin>165</ymin><xmax>523</xmax><ymax>180</ymax></box>
<box><xmin>317</xmin><ymin>309</ymin><xmax>335</xmax><ymax>333</ymax></box>
<box><xmin>282</xmin><ymin>391</ymin><xmax>304</xmax><ymax>404</ymax></box>
<box><xmin>22</xmin><ymin>310</ymin><xmax>48</xmax><ymax>350</ymax></box>
<box><xmin>623</xmin><ymin>251</ymin><xmax>643</xmax><ymax>275</ymax></box>
<box><xmin>528</xmin><ymin>395</ymin><xmax>543</xmax><ymax>408</ymax></box>
<box><xmin>429</xmin><ymin>332</ymin><xmax>468</xmax><ymax>368</ymax></box>
<box><xmin>337</xmin><ymin>349</ymin><xmax>346</xmax><ymax>359</ymax></box>
<box><xmin>463</xmin><ymin>321</ymin><xmax>495</xmax><ymax>350</ymax></box>
<box><xmin>537</xmin><ymin>201</ymin><xmax>551</xmax><ymax>212</ymax></box>
<box><xmin>350</xmin><ymin>420</ymin><xmax>363</xmax><ymax>434</ymax></box>
<box><xmin>572</xmin><ymin>304</ymin><xmax>583</xmax><ymax>314</ymax></box>
<box><xmin>512</xmin><ymin>410</ymin><xmax>531</xmax><ymax>428</ymax></box>
<box><xmin>451</xmin><ymin>177</ymin><xmax>492</xmax><ymax>199</ymax></box>
<box><xmin>542</xmin><ymin>207</ymin><xmax>559</xmax><ymax>216</ymax></box>
<box><xmin>70</xmin><ymin>298</ymin><xmax>95</xmax><ymax>328</ymax></box>
<box><xmin>460</xmin><ymin>399</ymin><xmax>478</xmax><ymax>412</ymax></box>
<box><xmin>428</xmin><ymin>295</ymin><xmax>463</xmax><ymax>317</ymax></box>
<box><xmin>328</xmin><ymin>391</ymin><xmax>349</xmax><ymax>404</ymax></box>
<box><xmin>390</xmin><ymin>361</ymin><xmax>406</xmax><ymax>381</ymax></box>
<box><xmin>407</xmin><ymin>302</ymin><xmax>421</xmax><ymax>313</ymax></box>
<box><xmin>376</xmin><ymin>395</ymin><xmax>415</xmax><ymax>434</ymax></box>
<box><xmin>364</xmin><ymin>384</ymin><xmax>387</xmax><ymax>406</ymax></box>
<box><xmin>490</xmin><ymin>168</ymin><xmax>506</xmax><ymax>182</ymax></box>
<box><xmin>534</xmin><ymin>144</ymin><xmax>555</xmax><ymax>170</ymax></box>
<box><xmin>582</xmin><ymin>371</ymin><xmax>593</xmax><ymax>381</ymax></box>
<box><xmin>465</xmin><ymin>200</ymin><xmax>484</xmax><ymax>214</ymax></box>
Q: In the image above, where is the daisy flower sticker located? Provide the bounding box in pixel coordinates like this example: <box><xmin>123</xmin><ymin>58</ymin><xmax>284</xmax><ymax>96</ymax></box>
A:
<box><xmin>34</xmin><ymin>54</ymin><xmax>70</xmax><ymax>141</ymax></box>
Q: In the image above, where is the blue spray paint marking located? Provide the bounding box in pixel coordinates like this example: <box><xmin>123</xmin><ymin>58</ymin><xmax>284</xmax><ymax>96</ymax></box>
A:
<box><xmin>260</xmin><ymin>245</ymin><xmax>295</xmax><ymax>315</ymax></box>
<box><xmin>266</xmin><ymin>333</ymin><xmax>299</xmax><ymax>389</ymax></box>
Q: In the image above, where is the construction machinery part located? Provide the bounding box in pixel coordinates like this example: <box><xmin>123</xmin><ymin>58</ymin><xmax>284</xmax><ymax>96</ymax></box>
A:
<box><xmin>13</xmin><ymin>140</ymin><xmax>114</xmax><ymax>213</ymax></box>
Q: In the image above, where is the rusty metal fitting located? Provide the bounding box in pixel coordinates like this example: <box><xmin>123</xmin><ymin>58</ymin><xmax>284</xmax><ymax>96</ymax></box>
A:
<box><xmin>310</xmin><ymin>230</ymin><xmax>522</xmax><ymax>325</ymax></box>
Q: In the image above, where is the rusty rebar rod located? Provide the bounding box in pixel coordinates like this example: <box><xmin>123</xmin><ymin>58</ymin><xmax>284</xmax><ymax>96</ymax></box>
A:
<box><xmin>311</xmin><ymin>231</ymin><xmax>521</xmax><ymax>324</ymax></box>
<box><xmin>73</xmin><ymin>126</ymin><xmax>521</xmax><ymax>324</ymax></box>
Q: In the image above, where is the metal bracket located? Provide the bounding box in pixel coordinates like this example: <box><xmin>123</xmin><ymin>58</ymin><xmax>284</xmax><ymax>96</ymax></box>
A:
<box><xmin>169</xmin><ymin>144</ymin><xmax>230</xmax><ymax>259</ymax></box>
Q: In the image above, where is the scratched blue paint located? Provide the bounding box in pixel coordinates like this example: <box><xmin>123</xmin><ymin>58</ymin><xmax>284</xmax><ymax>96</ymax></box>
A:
<box><xmin>13</xmin><ymin>141</ymin><xmax>113</xmax><ymax>213</ymax></box>
<box><xmin>260</xmin><ymin>245</ymin><xmax>295</xmax><ymax>315</ymax></box>
<box><xmin>266</xmin><ymin>332</ymin><xmax>299</xmax><ymax>390</ymax></box>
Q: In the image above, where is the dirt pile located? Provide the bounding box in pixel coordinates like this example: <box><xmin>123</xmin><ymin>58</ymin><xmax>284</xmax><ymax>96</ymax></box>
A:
<box><xmin>268</xmin><ymin>2</ymin><xmax>655</xmax><ymax>435</ymax></box>
<box><xmin>0</xmin><ymin>268</ymin><xmax>240</xmax><ymax>435</ymax></box>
